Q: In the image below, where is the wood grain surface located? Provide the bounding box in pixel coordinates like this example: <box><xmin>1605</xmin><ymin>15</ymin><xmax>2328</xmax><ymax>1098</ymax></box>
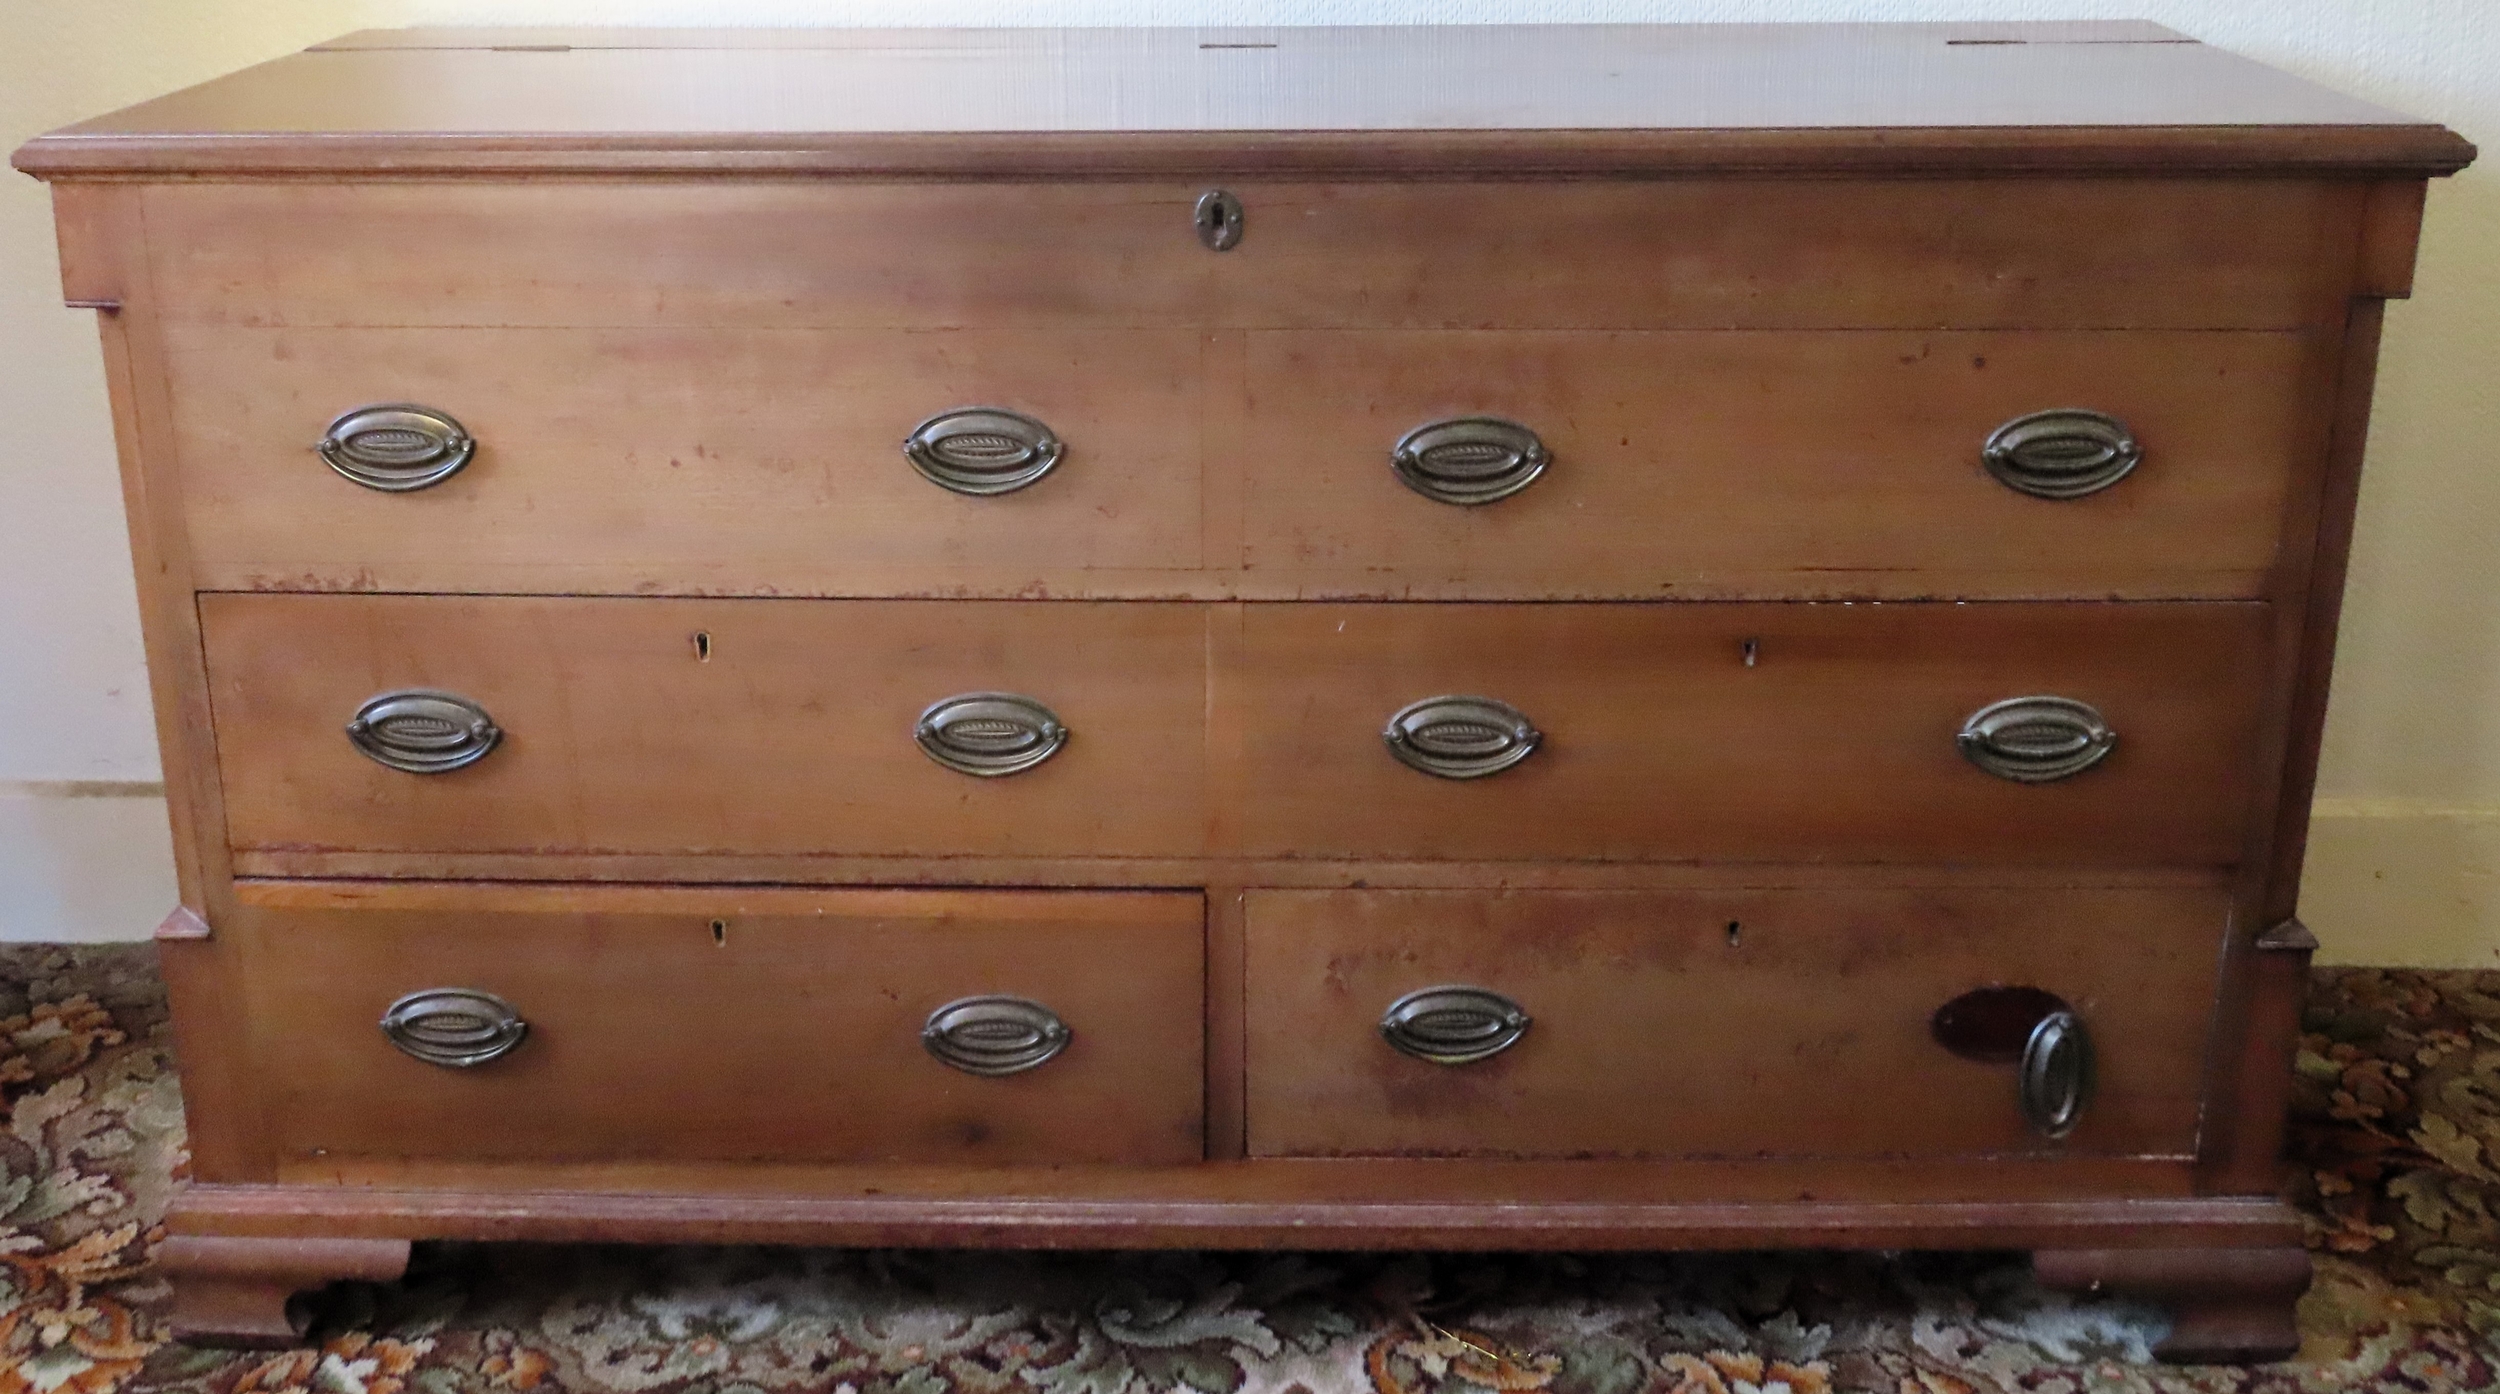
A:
<box><xmin>12</xmin><ymin>25</ymin><xmax>2470</xmax><ymax>178</ymax></box>
<box><xmin>231</xmin><ymin>864</ymin><xmax>2225</xmax><ymax>902</ymax></box>
<box><xmin>164</xmin><ymin>325</ymin><xmax>1207</xmax><ymax>588</ymax></box>
<box><xmin>172</xmin><ymin>1179</ymin><xmax>2302</xmax><ymax>1254</ymax></box>
<box><xmin>199</xmin><ymin>596</ymin><xmax>1211</xmax><ymax>861</ymax></box>
<box><xmin>255</xmin><ymin>1154</ymin><xmax>2200</xmax><ymax>1205</ymax></box>
<box><xmin>68</xmin><ymin>187</ymin><xmax>279</xmax><ymax>1186</ymax></box>
<box><xmin>162</xmin><ymin>324</ymin><xmax>2322</xmax><ymax>599</ymax></box>
<box><xmin>19</xmin><ymin>15</ymin><xmax>2463</xmax><ymax>1298</ymax></box>
<box><xmin>1234</xmin><ymin>601</ymin><xmax>2273</xmax><ymax>867</ymax></box>
<box><xmin>130</xmin><ymin>180</ymin><xmax>2362</xmax><ymax>333</ymax></box>
<box><xmin>159</xmin><ymin>1235</ymin><xmax>412</xmax><ymax>1348</ymax></box>
<box><xmin>1243</xmin><ymin>886</ymin><xmax>2226</xmax><ymax>1159</ymax></box>
<box><xmin>231</xmin><ymin>890</ymin><xmax>1205</xmax><ymax>1166</ymax></box>
<box><xmin>1236</xmin><ymin>329</ymin><xmax>2323</xmax><ymax>597</ymax></box>
<box><xmin>200</xmin><ymin>596</ymin><xmax>2272</xmax><ymax>871</ymax></box>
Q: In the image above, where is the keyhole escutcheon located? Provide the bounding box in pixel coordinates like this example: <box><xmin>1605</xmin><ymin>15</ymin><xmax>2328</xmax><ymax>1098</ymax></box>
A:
<box><xmin>1195</xmin><ymin>190</ymin><xmax>1244</xmax><ymax>251</ymax></box>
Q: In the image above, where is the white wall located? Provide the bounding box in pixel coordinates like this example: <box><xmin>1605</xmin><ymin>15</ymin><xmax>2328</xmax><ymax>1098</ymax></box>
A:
<box><xmin>3</xmin><ymin>1</ymin><xmax>2494</xmax><ymax>962</ymax></box>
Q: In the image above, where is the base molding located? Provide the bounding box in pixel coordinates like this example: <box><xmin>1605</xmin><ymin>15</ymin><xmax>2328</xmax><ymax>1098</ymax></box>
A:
<box><xmin>160</xmin><ymin>1184</ymin><xmax>2310</xmax><ymax>1357</ymax></box>
<box><xmin>156</xmin><ymin>1234</ymin><xmax>412</xmax><ymax>1348</ymax></box>
<box><xmin>169</xmin><ymin>1178</ymin><xmax>2303</xmax><ymax>1251</ymax></box>
<box><xmin>2035</xmin><ymin>1245</ymin><xmax>2313</xmax><ymax>1364</ymax></box>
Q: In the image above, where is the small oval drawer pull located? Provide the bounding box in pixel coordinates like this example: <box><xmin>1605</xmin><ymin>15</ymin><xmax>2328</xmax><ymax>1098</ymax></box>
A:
<box><xmin>316</xmin><ymin>404</ymin><xmax>475</xmax><ymax>492</ymax></box>
<box><xmin>346</xmin><ymin>690</ymin><xmax>502</xmax><ymax>774</ymax></box>
<box><xmin>1383</xmin><ymin>695</ymin><xmax>1541</xmax><ymax>780</ymax></box>
<box><xmin>1380</xmin><ymin>985</ymin><xmax>1531</xmax><ymax>1065</ymax></box>
<box><xmin>922</xmin><ymin>995</ymin><xmax>1071</xmax><ymax>1076</ymax></box>
<box><xmin>915</xmin><ymin>692</ymin><xmax>1068</xmax><ymax>777</ymax></box>
<box><xmin>2020</xmin><ymin>1009</ymin><xmax>2096</xmax><ymax>1139</ymax></box>
<box><xmin>380</xmin><ymin>988</ymin><xmax>527</xmax><ymax>1068</ymax></box>
<box><xmin>1982</xmin><ymin>409</ymin><xmax>2141</xmax><ymax>500</ymax></box>
<box><xmin>1392</xmin><ymin>417</ymin><xmax>1550</xmax><ymax>505</ymax></box>
<box><xmin>1957</xmin><ymin>695</ymin><xmax>2115</xmax><ymax>784</ymax></box>
<box><xmin>904</xmin><ymin>407</ymin><xmax>1063</xmax><ymax>496</ymax></box>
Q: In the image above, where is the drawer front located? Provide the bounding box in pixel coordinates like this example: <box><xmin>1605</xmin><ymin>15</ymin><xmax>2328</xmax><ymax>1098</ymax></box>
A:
<box><xmin>1238</xmin><ymin>330</ymin><xmax>2319</xmax><ymax>597</ymax></box>
<box><xmin>166</xmin><ymin>326</ymin><xmax>1206</xmax><ymax>593</ymax></box>
<box><xmin>235</xmin><ymin>888</ymin><xmax>1204</xmax><ymax>1165</ymax></box>
<box><xmin>1243</xmin><ymin>886</ymin><xmax>2225</xmax><ymax>1159</ymax></box>
<box><xmin>142</xmin><ymin>179</ymin><xmax>2353</xmax><ymax>331</ymax></box>
<box><xmin>202</xmin><ymin>596</ymin><xmax>1208</xmax><ymax>860</ymax></box>
<box><xmin>166</xmin><ymin>324</ymin><xmax>2319</xmax><ymax>600</ymax></box>
<box><xmin>1232</xmin><ymin>602</ymin><xmax>2271</xmax><ymax>865</ymax></box>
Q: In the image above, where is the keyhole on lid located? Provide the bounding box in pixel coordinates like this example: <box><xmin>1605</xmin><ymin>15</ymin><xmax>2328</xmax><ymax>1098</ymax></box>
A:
<box><xmin>1741</xmin><ymin>638</ymin><xmax>1759</xmax><ymax>668</ymax></box>
<box><xmin>1195</xmin><ymin>190</ymin><xmax>1243</xmax><ymax>250</ymax></box>
<box><xmin>710</xmin><ymin>918</ymin><xmax>727</xmax><ymax>947</ymax></box>
<box><xmin>694</xmin><ymin>631</ymin><xmax>712</xmax><ymax>661</ymax></box>
<box><xmin>1726</xmin><ymin>921</ymin><xmax>1743</xmax><ymax>948</ymax></box>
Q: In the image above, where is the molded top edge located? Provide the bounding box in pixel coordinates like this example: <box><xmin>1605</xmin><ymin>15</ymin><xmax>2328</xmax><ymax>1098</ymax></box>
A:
<box><xmin>13</xmin><ymin>24</ymin><xmax>2475</xmax><ymax>180</ymax></box>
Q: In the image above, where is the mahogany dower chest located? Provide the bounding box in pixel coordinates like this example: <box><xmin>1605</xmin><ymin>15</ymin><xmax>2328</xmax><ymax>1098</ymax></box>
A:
<box><xmin>13</xmin><ymin>22</ymin><xmax>2475</xmax><ymax>1360</ymax></box>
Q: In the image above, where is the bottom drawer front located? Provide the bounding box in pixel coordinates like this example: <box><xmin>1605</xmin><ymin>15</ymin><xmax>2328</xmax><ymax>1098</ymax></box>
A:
<box><xmin>240</xmin><ymin>888</ymin><xmax>1204</xmax><ymax>1165</ymax></box>
<box><xmin>1243</xmin><ymin>887</ymin><xmax>2223</xmax><ymax>1160</ymax></box>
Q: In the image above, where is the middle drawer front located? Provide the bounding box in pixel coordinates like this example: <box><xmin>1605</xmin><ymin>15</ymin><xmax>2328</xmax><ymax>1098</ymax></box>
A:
<box><xmin>200</xmin><ymin>595</ymin><xmax>1210</xmax><ymax>860</ymax></box>
<box><xmin>233</xmin><ymin>887</ymin><xmax>1206</xmax><ymax>1165</ymax></box>
<box><xmin>203</xmin><ymin>596</ymin><xmax>2270</xmax><ymax>870</ymax></box>
<box><xmin>1233</xmin><ymin>601</ymin><xmax>2272</xmax><ymax>866</ymax></box>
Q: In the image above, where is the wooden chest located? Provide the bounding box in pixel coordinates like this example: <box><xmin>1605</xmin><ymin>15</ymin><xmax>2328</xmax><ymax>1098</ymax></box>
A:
<box><xmin>15</xmin><ymin>22</ymin><xmax>2473</xmax><ymax>1360</ymax></box>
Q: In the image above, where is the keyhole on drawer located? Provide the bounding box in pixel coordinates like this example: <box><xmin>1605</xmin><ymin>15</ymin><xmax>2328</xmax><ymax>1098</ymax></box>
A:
<box><xmin>694</xmin><ymin>631</ymin><xmax>712</xmax><ymax>662</ymax></box>
<box><xmin>1741</xmin><ymin>638</ymin><xmax>1759</xmax><ymax>668</ymax></box>
<box><xmin>1726</xmin><ymin>920</ymin><xmax>1742</xmax><ymax>948</ymax></box>
<box><xmin>710</xmin><ymin>918</ymin><xmax>728</xmax><ymax>947</ymax></box>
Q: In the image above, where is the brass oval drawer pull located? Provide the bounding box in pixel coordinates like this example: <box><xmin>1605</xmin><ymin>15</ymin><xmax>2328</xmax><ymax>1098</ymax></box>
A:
<box><xmin>1957</xmin><ymin>695</ymin><xmax>2115</xmax><ymax>784</ymax></box>
<box><xmin>915</xmin><ymin>692</ymin><xmax>1068</xmax><ymax>777</ymax></box>
<box><xmin>904</xmin><ymin>407</ymin><xmax>1063</xmax><ymax>496</ymax></box>
<box><xmin>1380</xmin><ymin>985</ymin><xmax>1531</xmax><ymax>1065</ymax></box>
<box><xmin>1383</xmin><ymin>695</ymin><xmax>1541</xmax><ymax>780</ymax></box>
<box><xmin>380</xmin><ymin>988</ymin><xmax>527</xmax><ymax>1068</ymax></box>
<box><xmin>346</xmin><ymin>690</ymin><xmax>502</xmax><ymax>774</ymax></box>
<box><xmin>1392</xmin><ymin>417</ymin><xmax>1550</xmax><ymax>505</ymax></box>
<box><xmin>2020</xmin><ymin>1009</ymin><xmax>2096</xmax><ymax>1138</ymax></box>
<box><xmin>1983</xmin><ymin>408</ymin><xmax>2141</xmax><ymax>500</ymax></box>
<box><xmin>316</xmin><ymin>404</ymin><xmax>475</xmax><ymax>492</ymax></box>
<box><xmin>923</xmin><ymin>995</ymin><xmax>1071</xmax><ymax>1076</ymax></box>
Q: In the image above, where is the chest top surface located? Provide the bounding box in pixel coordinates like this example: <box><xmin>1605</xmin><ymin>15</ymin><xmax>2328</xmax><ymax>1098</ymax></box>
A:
<box><xmin>10</xmin><ymin>22</ymin><xmax>2471</xmax><ymax>179</ymax></box>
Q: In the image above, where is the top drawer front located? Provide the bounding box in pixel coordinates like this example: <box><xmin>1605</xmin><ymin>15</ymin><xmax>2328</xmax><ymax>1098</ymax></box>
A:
<box><xmin>161</xmin><ymin>325</ymin><xmax>2308</xmax><ymax>600</ymax></box>
<box><xmin>1239</xmin><ymin>329</ymin><xmax>2320</xmax><ymax>599</ymax></box>
<box><xmin>140</xmin><ymin>179</ymin><xmax>2358</xmax><ymax>331</ymax></box>
<box><xmin>165</xmin><ymin>324</ymin><xmax>1208</xmax><ymax>590</ymax></box>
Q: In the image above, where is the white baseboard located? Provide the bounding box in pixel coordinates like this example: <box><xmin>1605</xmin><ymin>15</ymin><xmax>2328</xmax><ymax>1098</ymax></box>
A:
<box><xmin>0</xmin><ymin>786</ymin><xmax>176</xmax><ymax>943</ymax></box>
<box><xmin>2301</xmin><ymin>800</ymin><xmax>2500</xmax><ymax>968</ymax></box>
<box><xmin>1</xmin><ymin>790</ymin><xmax>2494</xmax><ymax>964</ymax></box>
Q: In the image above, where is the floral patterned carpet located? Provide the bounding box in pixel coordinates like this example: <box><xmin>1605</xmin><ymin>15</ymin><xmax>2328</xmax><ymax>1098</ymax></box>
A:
<box><xmin>4</xmin><ymin>944</ymin><xmax>2497</xmax><ymax>1394</ymax></box>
